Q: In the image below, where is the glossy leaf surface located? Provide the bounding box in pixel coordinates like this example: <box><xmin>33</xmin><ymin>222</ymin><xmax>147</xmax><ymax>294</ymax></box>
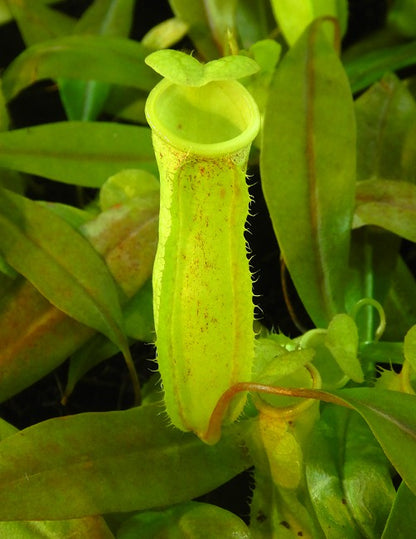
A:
<box><xmin>333</xmin><ymin>387</ymin><xmax>416</xmax><ymax>495</ymax></box>
<box><xmin>0</xmin><ymin>122</ymin><xmax>155</xmax><ymax>187</ymax></box>
<box><xmin>382</xmin><ymin>481</ymin><xmax>416</xmax><ymax>538</ymax></box>
<box><xmin>0</xmin><ymin>403</ymin><xmax>252</xmax><ymax>520</ymax></box>
<box><xmin>2</xmin><ymin>35</ymin><xmax>158</xmax><ymax>101</ymax></box>
<box><xmin>306</xmin><ymin>405</ymin><xmax>394</xmax><ymax>538</ymax></box>
<box><xmin>270</xmin><ymin>0</ymin><xmax>348</xmax><ymax>45</ymax></box>
<box><xmin>261</xmin><ymin>19</ymin><xmax>356</xmax><ymax>327</ymax></box>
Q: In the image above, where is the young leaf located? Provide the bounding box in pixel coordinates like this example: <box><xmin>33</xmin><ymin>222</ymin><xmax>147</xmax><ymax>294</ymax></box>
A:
<box><xmin>2</xmin><ymin>35</ymin><xmax>159</xmax><ymax>102</ymax></box>
<box><xmin>261</xmin><ymin>18</ymin><xmax>356</xmax><ymax>327</ymax></box>
<box><xmin>0</xmin><ymin>122</ymin><xmax>156</xmax><ymax>187</ymax></box>
<box><xmin>145</xmin><ymin>49</ymin><xmax>259</xmax><ymax>86</ymax></box>
<box><xmin>0</xmin><ymin>403</ymin><xmax>252</xmax><ymax>520</ymax></box>
<box><xmin>142</xmin><ymin>18</ymin><xmax>189</xmax><ymax>50</ymax></box>
<box><xmin>0</xmin><ymin>188</ymin><xmax>128</xmax><ymax>355</ymax></box>
<box><xmin>325</xmin><ymin>314</ymin><xmax>364</xmax><ymax>383</ymax></box>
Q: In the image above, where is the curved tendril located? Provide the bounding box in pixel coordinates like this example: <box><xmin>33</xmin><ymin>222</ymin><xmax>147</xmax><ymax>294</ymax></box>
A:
<box><xmin>350</xmin><ymin>298</ymin><xmax>386</xmax><ymax>342</ymax></box>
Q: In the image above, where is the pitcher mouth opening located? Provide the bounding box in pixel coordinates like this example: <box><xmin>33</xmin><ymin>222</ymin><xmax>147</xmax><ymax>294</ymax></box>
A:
<box><xmin>145</xmin><ymin>78</ymin><xmax>260</xmax><ymax>157</ymax></box>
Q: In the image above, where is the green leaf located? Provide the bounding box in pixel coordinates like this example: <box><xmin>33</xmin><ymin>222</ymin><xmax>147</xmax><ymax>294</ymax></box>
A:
<box><xmin>404</xmin><ymin>325</ymin><xmax>416</xmax><ymax>372</ymax></box>
<box><xmin>346</xmin><ymin>73</ymin><xmax>414</xmax><ymax>337</ymax></box>
<box><xmin>0</xmin><ymin>188</ymin><xmax>128</xmax><ymax>354</ymax></box>
<box><xmin>0</xmin><ymin>403</ymin><xmax>252</xmax><ymax>520</ymax></box>
<box><xmin>99</xmin><ymin>168</ymin><xmax>159</xmax><ymax>211</ymax></box>
<box><xmin>332</xmin><ymin>387</ymin><xmax>416</xmax><ymax>495</ymax></box>
<box><xmin>382</xmin><ymin>481</ymin><xmax>416</xmax><ymax>538</ymax></box>
<box><xmin>236</xmin><ymin>0</ymin><xmax>275</xmax><ymax>49</ymax></box>
<box><xmin>145</xmin><ymin>49</ymin><xmax>259</xmax><ymax>86</ymax></box>
<box><xmin>0</xmin><ymin>0</ymin><xmax>61</xmax><ymax>25</ymax></box>
<box><xmin>0</xmin><ymin>188</ymin><xmax>158</xmax><ymax>402</ymax></box>
<box><xmin>354</xmin><ymin>73</ymin><xmax>416</xmax><ymax>183</ymax></box>
<box><xmin>388</xmin><ymin>0</ymin><xmax>416</xmax><ymax>39</ymax></box>
<box><xmin>261</xmin><ymin>18</ymin><xmax>356</xmax><ymax>327</ymax></box>
<box><xmin>2</xmin><ymin>35</ymin><xmax>158</xmax><ymax>102</ymax></box>
<box><xmin>342</xmin><ymin>413</ymin><xmax>395</xmax><ymax>538</ymax></box>
<box><xmin>58</xmin><ymin>0</ymin><xmax>136</xmax><ymax>122</ymax></box>
<box><xmin>142</xmin><ymin>17</ymin><xmax>189</xmax><ymax>50</ymax></box>
<box><xmin>64</xmin><ymin>280</ymin><xmax>155</xmax><ymax>402</ymax></box>
<box><xmin>0</xmin><ymin>277</ymin><xmax>96</xmax><ymax>403</ymax></box>
<box><xmin>0</xmin><ymin>122</ymin><xmax>155</xmax><ymax>187</ymax></box>
<box><xmin>306</xmin><ymin>405</ymin><xmax>394</xmax><ymax>538</ymax></box>
<box><xmin>0</xmin><ymin>517</ymin><xmax>115</xmax><ymax>539</ymax></box>
<box><xmin>117</xmin><ymin>502</ymin><xmax>250</xmax><ymax>538</ymax></box>
<box><xmin>270</xmin><ymin>0</ymin><xmax>348</xmax><ymax>46</ymax></box>
<box><xmin>325</xmin><ymin>314</ymin><xmax>364</xmax><ymax>383</ymax></box>
<box><xmin>306</xmin><ymin>406</ymin><xmax>374</xmax><ymax>538</ymax></box>
<box><xmin>384</xmin><ymin>256</ymin><xmax>416</xmax><ymax>341</ymax></box>
<box><xmin>354</xmin><ymin>179</ymin><xmax>416</xmax><ymax>242</ymax></box>
<box><xmin>6</xmin><ymin>0</ymin><xmax>75</xmax><ymax>46</ymax></box>
<box><xmin>168</xmin><ymin>0</ymin><xmax>238</xmax><ymax>59</ymax></box>
<box><xmin>345</xmin><ymin>40</ymin><xmax>416</xmax><ymax>94</ymax></box>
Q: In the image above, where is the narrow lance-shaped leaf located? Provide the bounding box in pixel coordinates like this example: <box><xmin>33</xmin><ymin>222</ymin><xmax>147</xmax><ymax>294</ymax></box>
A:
<box><xmin>0</xmin><ymin>403</ymin><xmax>252</xmax><ymax>520</ymax></box>
<box><xmin>1</xmin><ymin>35</ymin><xmax>159</xmax><ymax>102</ymax></box>
<box><xmin>0</xmin><ymin>188</ymin><xmax>128</xmax><ymax>355</ymax></box>
<box><xmin>261</xmin><ymin>18</ymin><xmax>356</xmax><ymax>327</ymax></box>
<box><xmin>0</xmin><ymin>122</ymin><xmax>155</xmax><ymax>187</ymax></box>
